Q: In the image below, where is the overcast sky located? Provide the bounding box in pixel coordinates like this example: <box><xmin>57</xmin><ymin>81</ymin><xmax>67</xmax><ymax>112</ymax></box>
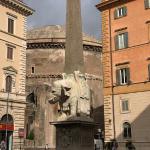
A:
<box><xmin>23</xmin><ymin>0</ymin><xmax>101</xmax><ymax>39</ymax></box>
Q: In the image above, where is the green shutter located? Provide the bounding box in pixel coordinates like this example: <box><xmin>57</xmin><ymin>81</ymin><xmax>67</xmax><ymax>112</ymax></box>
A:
<box><xmin>123</xmin><ymin>6</ymin><xmax>127</xmax><ymax>16</ymax></box>
<box><xmin>114</xmin><ymin>9</ymin><xmax>118</xmax><ymax>19</ymax></box>
<box><xmin>115</xmin><ymin>35</ymin><xmax>119</xmax><ymax>50</ymax></box>
<box><xmin>145</xmin><ymin>0</ymin><xmax>149</xmax><ymax>9</ymax></box>
<box><xmin>116</xmin><ymin>69</ymin><xmax>120</xmax><ymax>85</ymax></box>
<box><xmin>126</xmin><ymin>68</ymin><xmax>130</xmax><ymax>84</ymax></box>
<box><xmin>148</xmin><ymin>64</ymin><xmax>150</xmax><ymax>80</ymax></box>
<box><xmin>124</xmin><ymin>32</ymin><xmax>128</xmax><ymax>48</ymax></box>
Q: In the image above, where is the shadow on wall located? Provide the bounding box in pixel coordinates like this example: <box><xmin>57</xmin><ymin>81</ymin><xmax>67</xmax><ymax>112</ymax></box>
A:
<box><xmin>93</xmin><ymin>105</ymin><xmax>104</xmax><ymax>133</ymax></box>
<box><xmin>107</xmin><ymin>105</ymin><xmax>150</xmax><ymax>150</ymax></box>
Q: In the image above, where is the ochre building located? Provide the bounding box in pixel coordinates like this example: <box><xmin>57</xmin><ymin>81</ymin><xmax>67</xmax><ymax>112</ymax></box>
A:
<box><xmin>97</xmin><ymin>0</ymin><xmax>150</xmax><ymax>149</ymax></box>
<box><xmin>25</xmin><ymin>25</ymin><xmax>103</xmax><ymax>149</ymax></box>
<box><xmin>0</xmin><ymin>0</ymin><xmax>33</xmax><ymax>149</ymax></box>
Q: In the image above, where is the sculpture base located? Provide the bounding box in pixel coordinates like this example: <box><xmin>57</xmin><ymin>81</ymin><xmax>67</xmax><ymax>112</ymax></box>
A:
<box><xmin>51</xmin><ymin>120</ymin><xmax>95</xmax><ymax>150</ymax></box>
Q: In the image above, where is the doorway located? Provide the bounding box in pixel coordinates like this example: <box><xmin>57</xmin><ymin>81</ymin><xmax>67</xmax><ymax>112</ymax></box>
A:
<box><xmin>0</xmin><ymin>114</ymin><xmax>14</xmax><ymax>150</ymax></box>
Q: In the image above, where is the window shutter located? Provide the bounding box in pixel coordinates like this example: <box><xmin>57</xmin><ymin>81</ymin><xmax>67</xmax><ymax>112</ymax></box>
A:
<box><xmin>123</xmin><ymin>6</ymin><xmax>127</xmax><ymax>16</ymax></box>
<box><xmin>114</xmin><ymin>9</ymin><xmax>118</xmax><ymax>19</ymax></box>
<box><xmin>116</xmin><ymin>69</ymin><xmax>120</xmax><ymax>85</ymax></box>
<box><xmin>145</xmin><ymin>0</ymin><xmax>149</xmax><ymax>9</ymax></box>
<box><xmin>124</xmin><ymin>32</ymin><xmax>128</xmax><ymax>48</ymax></box>
<box><xmin>128</xmin><ymin>126</ymin><xmax>132</xmax><ymax>138</ymax></box>
<box><xmin>148</xmin><ymin>64</ymin><xmax>150</xmax><ymax>80</ymax></box>
<box><xmin>115</xmin><ymin>35</ymin><xmax>119</xmax><ymax>50</ymax></box>
<box><xmin>124</xmin><ymin>127</ymin><xmax>127</xmax><ymax>138</ymax></box>
<box><xmin>126</xmin><ymin>68</ymin><xmax>130</xmax><ymax>84</ymax></box>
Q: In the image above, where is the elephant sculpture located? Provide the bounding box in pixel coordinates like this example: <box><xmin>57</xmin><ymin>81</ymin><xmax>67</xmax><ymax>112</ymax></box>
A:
<box><xmin>49</xmin><ymin>71</ymin><xmax>91</xmax><ymax>121</ymax></box>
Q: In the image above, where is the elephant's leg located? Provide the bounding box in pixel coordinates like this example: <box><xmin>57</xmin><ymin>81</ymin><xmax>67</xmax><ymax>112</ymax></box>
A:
<box><xmin>70</xmin><ymin>98</ymin><xmax>78</xmax><ymax>116</ymax></box>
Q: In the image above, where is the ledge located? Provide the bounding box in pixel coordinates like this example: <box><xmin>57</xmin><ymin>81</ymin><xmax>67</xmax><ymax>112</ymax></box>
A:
<box><xmin>96</xmin><ymin>0</ymin><xmax>135</xmax><ymax>11</ymax></box>
<box><xmin>0</xmin><ymin>0</ymin><xmax>34</xmax><ymax>16</ymax></box>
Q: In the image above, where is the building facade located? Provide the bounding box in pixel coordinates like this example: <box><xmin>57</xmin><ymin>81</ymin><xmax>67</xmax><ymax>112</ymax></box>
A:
<box><xmin>97</xmin><ymin>0</ymin><xmax>150</xmax><ymax>149</ymax></box>
<box><xmin>0</xmin><ymin>0</ymin><xmax>33</xmax><ymax>149</ymax></box>
<box><xmin>25</xmin><ymin>25</ymin><xmax>104</xmax><ymax>149</ymax></box>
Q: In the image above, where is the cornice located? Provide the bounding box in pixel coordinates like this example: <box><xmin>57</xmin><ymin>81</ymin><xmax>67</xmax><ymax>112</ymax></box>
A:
<box><xmin>26</xmin><ymin>74</ymin><xmax>102</xmax><ymax>81</ymax></box>
<box><xmin>27</xmin><ymin>42</ymin><xmax>102</xmax><ymax>52</ymax></box>
<box><xmin>0</xmin><ymin>0</ymin><xmax>34</xmax><ymax>16</ymax></box>
<box><xmin>96</xmin><ymin>0</ymin><xmax>135</xmax><ymax>11</ymax></box>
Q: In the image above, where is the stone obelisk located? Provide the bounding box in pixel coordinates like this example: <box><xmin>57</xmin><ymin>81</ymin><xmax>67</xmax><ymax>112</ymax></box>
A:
<box><xmin>50</xmin><ymin>1</ymin><xmax>94</xmax><ymax>150</ymax></box>
<box><xmin>64</xmin><ymin>0</ymin><xmax>84</xmax><ymax>74</ymax></box>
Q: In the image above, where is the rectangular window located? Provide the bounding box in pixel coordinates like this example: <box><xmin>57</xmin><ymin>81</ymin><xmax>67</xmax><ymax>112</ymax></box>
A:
<box><xmin>114</xmin><ymin>6</ymin><xmax>127</xmax><ymax>19</ymax></box>
<box><xmin>115</xmin><ymin>32</ymin><xmax>128</xmax><ymax>50</ymax></box>
<box><xmin>145</xmin><ymin>0</ymin><xmax>150</xmax><ymax>9</ymax></box>
<box><xmin>7</xmin><ymin>47</ymin><xmax>13</xmax><ymax>60</ymax></box>
<box><xmin>8</xmin><ymin>18</ymin><xmax>14</xmax><ymax>34</ymax></box>
<box><xmin>121</xmin><ymin>100</ymin><xmax>129</xmax><ymax>112</ymax></box>
<box><xmin>116</xmin><ymin>68</ymin><xmax>130</xmax><ymax>85</ymax></box>
<box><xmin>31</xmin><ymin>67</ymin><xmax>35</xmax><ymax>74</ymax></box>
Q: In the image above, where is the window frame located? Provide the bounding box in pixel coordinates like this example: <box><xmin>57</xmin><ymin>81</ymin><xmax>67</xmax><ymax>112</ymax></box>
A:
<box><xmin>121</xmin><ymin>99</ymin><xmax>130</xmax><ymax>113</ymax></box>
<box><xmin>7</xmin><ymin>46</ymin><xmax>13</xmax><ymax>60</ymax></box>
<box><xmin>31</xmin><ymin>66</ymin><xmax>35</xmax><ymax>74</ymax></box>
<box><xmin>6</xmin><ymin>75</ymin><xmax>12</xmax><ymax>92</ymax></box>
<box><xmin>123</xmin><ymin>122</ymin><xmax>132</xmax><ymax>139</ymax></box>
<box><xmin>145</xmin><ymin>0</ymin><xmax>150</xmax><ymax>9</ymax></box>
<box><xmin>116</xmin><ymin>67</ymin><xmax>130</xmax><ymax>86</ymax></box>
<box><xmin>8</xmin><ymin>16</ymin><xmax>15</xmax><ymax>34</ymax></box>
<box><xmin>114</xmin><ymin>6</ymin><xmax>127</xmax><ymax>19</ymax></box>
<box><xmin>115</xmin><ymin>32</ymin><xmax>128</xmax><ymax>50</ymax></box>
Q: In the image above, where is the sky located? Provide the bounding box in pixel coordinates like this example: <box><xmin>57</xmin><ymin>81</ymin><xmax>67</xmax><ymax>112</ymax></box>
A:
<box><xmin>23</xmin><ymin>0</ymin><xmax>101</xmax><ymax>39</ymax></box>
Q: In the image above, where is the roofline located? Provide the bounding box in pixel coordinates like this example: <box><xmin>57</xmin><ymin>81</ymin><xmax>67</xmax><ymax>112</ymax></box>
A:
<box><xmin>96</xmin><ymin>0</ymin><xmax>135</xmax><ymax>11</ymax></box>
<box><xmin>0</xmin><ymin>0</ymin><xmax>34</xmax><ymax>16</ymax></box>
<box><xmin>27</xmin><ymin>37</ymin><xmax>102</xmax><ymax>46</ymax></box>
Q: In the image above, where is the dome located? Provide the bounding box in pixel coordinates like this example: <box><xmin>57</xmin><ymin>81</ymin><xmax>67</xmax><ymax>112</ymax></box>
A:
<box><xmin>27</xmin><ymin>25</ymin><xmax>101</xmax><ymax>46</ymax></box>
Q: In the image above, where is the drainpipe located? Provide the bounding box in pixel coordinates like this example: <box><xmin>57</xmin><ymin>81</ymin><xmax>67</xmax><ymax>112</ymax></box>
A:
<box><xmin>108</xmin><ymin>9</ymin><xmax>116</xmax><ymax>139</ymax></box>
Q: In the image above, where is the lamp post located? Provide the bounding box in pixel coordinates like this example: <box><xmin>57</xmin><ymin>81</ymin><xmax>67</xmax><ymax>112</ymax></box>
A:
<box><xmin>5</xmin><ymin>91</ymin><xmax>10</xmax><ymax>150</ymax></box>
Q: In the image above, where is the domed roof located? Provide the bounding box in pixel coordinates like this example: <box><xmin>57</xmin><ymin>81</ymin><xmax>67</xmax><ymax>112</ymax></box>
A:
<box><xmin>27</xmin><ymin>25</ymin><xmax>101</xmax><ymax>46</ymax></box>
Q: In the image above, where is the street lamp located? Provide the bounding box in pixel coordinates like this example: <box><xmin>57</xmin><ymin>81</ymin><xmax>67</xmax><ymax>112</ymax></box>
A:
<box><xmin>5</xmin><ymin>91</ymin><xmax>10</xmax><ymax>150</ymax></box>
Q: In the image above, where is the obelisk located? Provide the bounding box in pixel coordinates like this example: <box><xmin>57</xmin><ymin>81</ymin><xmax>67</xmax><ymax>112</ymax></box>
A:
<box><xmin>50</xmin><ymin>1</ymin><xmax>94</xmax><ymax>150</ymax></box>
<box><xmin>64</xmin><ymin>0</ymin><xmax>84</xmax><ymax>74</ymax></box>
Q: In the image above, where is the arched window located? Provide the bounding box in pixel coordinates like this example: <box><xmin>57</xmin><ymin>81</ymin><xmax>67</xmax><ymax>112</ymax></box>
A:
<box><xmin>1</xmin><ymin>114</ymin><xmax>14</xmax><ymax>124</ymax></box>
<box><xmin>6</xmin><ymin>75</ymin><xmax>12</xmax><ymax>92</ymax></box>
<box><xmin>123</xmin><ymin>122</ymin><xmax>132</xmax><ymax>139</ymax></box>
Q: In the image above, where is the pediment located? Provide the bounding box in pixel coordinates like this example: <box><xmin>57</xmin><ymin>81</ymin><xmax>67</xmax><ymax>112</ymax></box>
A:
<box><xmin>3</xmin><ymin>66</ymin><xmax>17</xmax><ymax>74</ymax></box>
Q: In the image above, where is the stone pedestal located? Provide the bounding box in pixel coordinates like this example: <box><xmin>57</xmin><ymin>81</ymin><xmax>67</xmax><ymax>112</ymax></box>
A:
<box><xmin>51</xmin><ymin>120</ymin><xmax>94</xmax><ymax>150</ymax></box>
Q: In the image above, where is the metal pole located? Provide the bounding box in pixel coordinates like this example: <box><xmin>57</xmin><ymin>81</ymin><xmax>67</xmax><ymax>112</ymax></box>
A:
<box><xmin>5</xmin><ymin>92</ymin><xmax>10</xmax><ymax>149</ymax></box>
<box><xmin>20</xmin><ymin>138</ymin><xmax>21</xmax><ymax>150</ymax></box>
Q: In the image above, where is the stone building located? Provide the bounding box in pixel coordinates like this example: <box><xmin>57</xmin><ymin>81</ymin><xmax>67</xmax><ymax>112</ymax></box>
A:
<box><xmin>0</xmin><ymin>0</ymin><xmax>33</xmax><ymax>149</ymax></box>
<box><xmin>97</xmin><ymin>0</ymin><xmax>150</xmax><ymax>149</ymax></box>
<box><xmin>25</xmin><ymin>25</ymin><xmax>103</xmax><ymax>149</ymax></box>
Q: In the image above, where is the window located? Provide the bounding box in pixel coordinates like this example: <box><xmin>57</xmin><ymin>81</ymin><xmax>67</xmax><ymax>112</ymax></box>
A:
<box><xmin>145</xmin><ymin>0</ymin><xmax>150</xmax><ymax>9</ymax></box>
<box><xmin>114</xmin><ymin>6</ymin><xmax>127</xmax><ymax>19</ymax></box>
<box><xmin>121</xmin><ymin>100</ymin><xmax>129</xmax><ymax>112</ymax></box>
<box><xmin>6</xmin><ymin>75</ymin><xmax>12</xmax><ymax>92</ymax></box>
<box><xmin>7</xmin><ymin>47</ymin><xmax>13</xmax><ymax>60</ymax></box>
<box><xmin>116</xmin><ymin>68</ymin><xmax>130</xmax><ymax>85</ymax></box>
<box><xmin>115</xmin><ymin>32</ymin><xmax>128</xmax><ymax>50</ymax></box>
<box><xmin>123</xmin><ymin>122</ymin><xmax>132</xmax><ymax>139</ymax></box>
<box><xmin>31</xmin><ymin>67</ymin><xmax>35</xmax><ymax>74</ymax></box>
<box><xmin>8</xmin><ymin>18</ymin><xmax>14</xmax><ymax>34</ymax></box>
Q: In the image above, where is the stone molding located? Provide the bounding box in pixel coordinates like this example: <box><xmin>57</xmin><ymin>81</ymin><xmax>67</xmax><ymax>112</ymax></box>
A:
<box><xmin>26</xmin><ymin>74</ymin><xmax>102</xmax><ymax>81</ymax></box>
<box><xmin>27</xmin><ymin>42</ymin><xmax>102</xmax><ymax>52</ymax></box>
<box><xmin>0</xmin><ymin>0</ymin><xmax>34</xmax><ymax>16</ymax></box>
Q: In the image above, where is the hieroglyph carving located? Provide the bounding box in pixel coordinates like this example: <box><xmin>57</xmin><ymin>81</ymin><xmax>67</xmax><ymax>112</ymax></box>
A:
<box><xmin>49</xmin><ymin>71</ymin><xmax>91</xmax><ymax>121</ymax></box>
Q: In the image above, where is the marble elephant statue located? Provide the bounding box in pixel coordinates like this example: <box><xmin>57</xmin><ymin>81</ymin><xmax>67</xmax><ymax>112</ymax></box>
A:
<box><xmin>49</xmin><ymin>71</ymin><xmax>91</xmax><ymax>121</ymax></box>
